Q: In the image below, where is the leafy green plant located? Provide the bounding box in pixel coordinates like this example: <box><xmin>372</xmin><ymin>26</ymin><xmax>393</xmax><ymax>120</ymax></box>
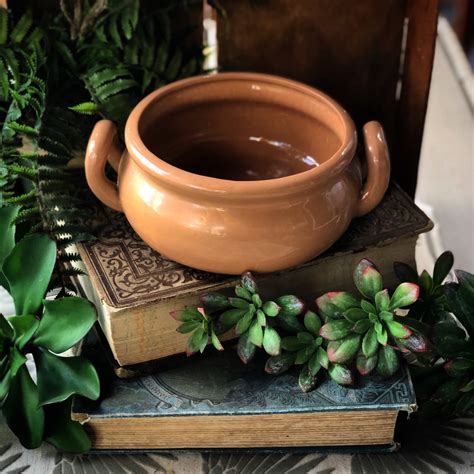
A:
<box><xmin>318</xmin><ymin>259</ymin><xmax>428</xmax><ymax>378</ymax></box>
<box><xmin>394</xmin><ymin>251</ymin><xmax>454</xmax><ymax>324</ymax></box>
<box><xmin>0</xmin><ymin>207</ymin><xmax>99</xmax><ymax>452</ymax></box>
<box><xmin>172</xmin><ymin>260</ymin><xmax>432</xmax><ymax>393</ymax></box>
<box><xmin>411</xmin><ymin>269</ymin><xmax>474</xmax><ymax>417</ymax></box>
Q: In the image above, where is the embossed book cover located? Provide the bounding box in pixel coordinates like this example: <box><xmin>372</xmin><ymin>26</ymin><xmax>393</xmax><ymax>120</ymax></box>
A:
<box><xmin>73</xmin><ymin>331</ymin><xmax>416</xmax><ymax>451</ymax></box>
<box><xmin>74</xmin><ymin>183</ymin><xmax>432</xmax><ymax>366</ymax></box>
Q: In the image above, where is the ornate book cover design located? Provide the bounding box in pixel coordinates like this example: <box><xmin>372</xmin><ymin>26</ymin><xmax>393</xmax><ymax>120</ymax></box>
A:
<box><xmin>77</xmin><ymin>182</ymin><xmax>432</xmax><ymax>309</ymax></box>
<box><xmin>75</xmin><ymin>331</ymin><xmax>416</xmax><ymax>420</ymax></box>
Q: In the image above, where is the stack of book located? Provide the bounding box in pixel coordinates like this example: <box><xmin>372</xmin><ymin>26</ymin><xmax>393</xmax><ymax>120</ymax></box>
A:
<box><xmin>71</xmin><ymin>182</ymin><xmax>432</xmax><ymax>451</ymax></box>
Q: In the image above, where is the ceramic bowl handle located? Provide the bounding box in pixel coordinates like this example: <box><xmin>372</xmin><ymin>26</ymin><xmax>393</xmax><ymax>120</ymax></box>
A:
<box><xmin>355</xmin><ymin>121</ymin><xmax>390</xmax><ymax>217</ymax></box>
<box><xmin>85</xmin><ymin>120</ymin><xmax>123</xmax><ymax>212</ymax></box>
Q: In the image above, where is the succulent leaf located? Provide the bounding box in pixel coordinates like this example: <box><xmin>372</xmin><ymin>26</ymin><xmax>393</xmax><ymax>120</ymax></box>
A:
<box><xmin>295</xmin><ymin>344</ymin><xmax>316</xmax><ymax>365</ymax></box>
<box><xmin>265</xmin><ymin>352</ymin><xmax>296</xmax><ymax>375</ymax></box>
<box><xmin>210</xmin><ymin>327</ymin><xmax>224</xmax><ymax>351</ymax></box>
<box><xmin>444</xmin><ymin>359</ymin><xmax>474</xmax><ymax>378</ymax></box>
<box><xmin>343</xmin><ymin>308</ymin><xmax>367</xmax><ymax>323</ymax></box>
<box><xmin>353</xmin><ymin>318</ymin><xmax>371</xmax><ymax>334</ymax></box>
<box><xmin>327</xmin><ymin>334</ymin><xmax>361</xmax><ymax>363</ymax></box>
<box><xmin>252</xmin><ymin>293</ymin><xmax>263</xmax><ymax>308</ymax></box>
<box><xmin>397</xmin><ymin>332</ymin><xmax>428</xmax><ymax>353</ymax></box>
<box><xmin>376</xmin><ymin>328</ymin><xmax>388</xmax><ymax>346</ymax></box>
<box><xmin>386</xmin><ymin>320</ymin><xmax>412</xmax><ymax>339</ymax></box>
<box><xmin>200</xmin><ymin>292</ymin><xmax>230</xmax><ymax>312</ymax></box>
<box><xmin>235</xmin><ymin>285</ymin><xmax>252</xmax><ymax>301</ymax></box>
<box><xmin>248</xmin><ymin>320</ymin><xmax>263</xmax><ymax>347</ymax></box>
<box><xmin>361</xmin><ymin>300</ymin><xmax>377</xmax><ymax>314</ymax></box>
<box><xmin>237</xmin><ymin>330</ymin><xmax>256</xmax><ymax>364</ymax></box>
<box><xmin>281</xmin><ymin>336</ymin><xmax>306</xmax><ymax>351</ymax></box>
<box><xmin>375</xmin><ymin>289</ymin><xmax>390</xmax><ymax>312</ymax></box>
<box><xmin>297</xmin><ymin>331</ymin><xmax>314</xmax><ymax>345</ymax></box>
<box><xmin>376</xmin><ymin>345</ymin><xmax>400</xmax><ymax>378</ymax></box>
<box><xmin>356</xmin><ymin>350</ymin><xmax>378</xmax><ymax>375</ymax></box>
<box><xmin>353</xmin><ymin>259</ymin><xmax>383</xmax><ymax>299</ymax></box>
<box><xmin>229</xmin><ymin>297</ymin><xmax>249</xmax><ymax>309</ymax></box>
<box><xmin>262</xmin><ymin>301</ymin><xmax>280</xmax><ymax>317</ymax></box>
<box><xmin>275</xmin><ymin>295</ymin><xmax>305</xmax><ymax>316</ymax></box>
<box><xmin>316</xmin><ymin>291</ymin><xmax>359</xmax><ymax>321</ymax></box>
<box><xmin>235</xmin><ymin>306</ymin><xmax>256</xmax><ymax>335</ymax></box>
<box><xmin>304</xmin><ymin>310</ymin><xmax>321</xmax><ymax>335</ymax></box>
<box><xmin>316</xmin><ymin>346</ymin><xmax>329</xmax><ymax>369</ymax></box>
<box><xmin>328</xmin><ymin>363</ymin><xmax>354</xmax><ymax>385</ymax></box>
<box><xmin>241</xmin><ymin>272</ymin><xmax>258</xmax><ymax>294</ymax></box>
<box><xmin>319</xmin><ymin>319</ymin><xmax>352</xmax><ymax>340</ymax></box>
<box><xmin>176</xmin><ymin>321</ymin><xmax>201</xmax><ymax>333</ymax></box>
<box><xmin>262</xmin><ymin>327</ymin><xmax>281</xmax><ymax>356</ymax></box>
<box><xmin>362</xmin><ymin>327</ymin><xmax>378</xmax><ymax>357</ymax></box>
<box><xmin>275</xmin><ymin>311</ymin><xmax>305</xmax><ymax>333</ymax></box>
<box><xmin>257</xmin><ymin>309</ymin><xmax>266</xmax><ymax>327</ymax></box>
<box><xmin>389</xmin><ymin>282</ymin><xmax>420</xmax><ymax>310</ymax></box>
<box><xmin>219</xmin><ymin>308</ymin><xmax>246</xmax><ymax>330</ymax></box>
<box><xmin>298</xmin><ymin>364</ymin><xmax>318</xmax><ymax>392</ymax></box>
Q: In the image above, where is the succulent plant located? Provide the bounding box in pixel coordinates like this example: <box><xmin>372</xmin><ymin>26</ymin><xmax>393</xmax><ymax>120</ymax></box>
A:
<box><xmin>413</xmin><ymin>269</ymin><xmax>474</xmax><ymax>417</ymax></box>
<box><xmin>318</xmin><ymin>259</ymin><xmax>427</xmax><ymax>377</ymax></box>
<box><xmin>173</xmin><ymin>272</ymin><xmax>305</xmax><ymax>363</ymax></box>
<box><xmin>394</xmin><ymin>251</ymin><xmax>453</xmax><ymax>324</ymax></box>
<box><xmin>0</xmin><ymin>208</ymin><xmax>99</xmax><ymax>452</ymax></box>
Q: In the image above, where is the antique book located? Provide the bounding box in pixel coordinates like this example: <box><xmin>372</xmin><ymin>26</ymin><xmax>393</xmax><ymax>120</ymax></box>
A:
<box><xmin>73</xmin><ymin>183</ymin><xmax>432</xmax><ymax>366</ymax></box>
<box><xmin>73</xmin><ymin>330</ymin><xmax>417</xmax><ymax>451</ymax></box>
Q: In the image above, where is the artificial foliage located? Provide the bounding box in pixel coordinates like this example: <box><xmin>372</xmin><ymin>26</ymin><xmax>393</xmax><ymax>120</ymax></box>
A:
<box><xmin>0</xmin><ymin>2</ymin><xmax>204</xmax><ymax>284</ymax></box>
<box><xmin>0</xmin><ymin>206</ymin><xmax>99</xmax><ymax>452</ymax></box>
<box><xmin>173</xmin><ymin>261</ymin><xmax>429</xmax><ymax>393</ymax></box>
<box><xmin>175</xmin><ymin>256</ymin><xmax>474</xmax><ymax>418</ymax></box>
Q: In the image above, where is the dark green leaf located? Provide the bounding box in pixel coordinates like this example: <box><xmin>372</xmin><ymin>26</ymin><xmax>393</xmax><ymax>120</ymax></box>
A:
<box><xmin>303</xmin><ymin>310</ymin><xmax>321</xmax><ymax>335</ymax></box>
<box><xmin>360</xmin><ymin>300</ymin><xmax>376</xmax><ymax>314</ymax></box>
<box><xmin>375</xmin><ymin>289</ymin><xmax>390</xmax><ymax>311</ymax></box>
<box><xmin>0</xmin><ymin>314</ymin><xmax>13</xmax><ymax>339</ymax></box>
<box><xmin>237</xmin><ymin>330</ymin><xmax>256</xmax><ymax>364</ymax></box>
<box><xmin>297</xmin><ymin>331</ymin><xmax>314</xmax><ymax>345</ymax></box>
<box><xmin>275</xmin><ymin>310</ymin><xmax>305</xmax><ymax>333</ymax></box>
<box><xmin>33</xmin><ymin>297</ymin><xmax>97</xmax><ymax>353</ymax></box>
<box><xmin>45</xmin><ymin>398</ymin><xmax>91</xmax><ymax>453</ymax></box>
<box><xmin>275</xmin><ymin>295</ymin><xmax>305</xmax><ymax>316</ymax></box>
<box><xmin>186</xmin><ymin>326</ymin><xmax>206</xmax><ymax>356</ymax></box>
<box><xmin>298</xmin><ymin>364</ymin><xmax>318</xmax><ymax>392</ymax></box>
<box><xmin>316</xmin><ymin>291</ymin><xmax>359</xmax><ymax>320</ymax></box>
<box><xmin>35</xmin><ymin>348</ymin><xmax>100</xmax><ymax>406</ymax></box>
<box><xmin>235</xmin><ymin>285</ymin><xmax>252</xmax><ymax>301</ymax></box>
<box><xmin>265</xmin><ymin>352</ymin><xmax>296</xmax><ymax>375</ymax></box>
<box><xmin>177</xmin><ymin>321</ymin><xmax>201</xmax><ymax>333</ymax></box>
<box><xmin>393</xmin><ymin>261</ymin><xmax>419</xmax><ymax>284</ymax></box>
<box><xmin>235</xmin><ymin>307</ymin><xmax>255</xmax><ymax>335</ymax></box>
<box><xmin>3</xmin><ymin>234</ymin><xmax>56</xmax><ymax>315</ymax></box>
<box><xmin>433</xmin><ymin>251</ymin><xmax>454</xmax><ymax>285</ymax></box>
<box><xmin>200</xmin><ymin>292</ymin><xmax>231</xmax><ymax>312</ymax></box>
<box><xmin>353</xmin><ymin>318</ymin><xmax>371</xmax><ymax>334</ymax></box>
<box><xmin>3</xmin><ymin>365</ymin><xmax>45</xmax><ymax>449</ymax></box>
<box><xmin>220</xmin><ymin>308</ymin><xmax>246</xmax><ymax>329</ymax></box>
<box><xmin>8</xmin><ymin>315</ymin><xmax>38</xmax><ymax>350</ymax></box>
<box><xmin>343</xmin><ymin>308</ymin><xmax>367</xmax><ymax>323</ymax></box>
<box><xmin>0</xmin><ymin>205</ymin><xmax>19</xmax><ymax>291</ymax></box>
<box><xmin>9</xmin><ymin>345</ymin><xmax>27</xmax><ymax>377</ymax></box>
<box><xmin>281</xmin><ymin>336</ymin><xmax>306</xmax><ymax>351</ymax></box>
<box><xmin>229</xmin><ymin>297</ymin><xmax>249</xmax><ymax>309</ymax></box>
<box><xmin>295</xmin><ymin>344</ymin><xmax>316</xmax><ymax>365</ymax></box>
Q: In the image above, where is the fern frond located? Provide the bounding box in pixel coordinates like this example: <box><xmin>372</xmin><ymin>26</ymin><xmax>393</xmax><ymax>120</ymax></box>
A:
<box><xmin>57</xmin><ymin>252</ymin><xmax>81</xmax><ymax>262</ymax></box>
<box><xmin>10</xmin><ymin>10</ymin><xmax>33</xmax><ymax>43</ymax></box>
<box><xmin>6</xmin><ymin>163</ymin><xmax>38</xmax><ymax>180</ymax></box>
<box><xmin>0</xmin><ymin>8</ymin><xmax>8</xmax><ymax>44</ymax></box>
<box><xmin>4</xmin><ymin>189</ymin><xmax>36</xmax><ymax>204</ymax></box>
<box><xmin>69</xmin><ymin>101</ymin><xmax>99</xmax><ymax>115</ymax></box>
<box><xmin>12</xmin><ymin>206</ymin><xmax>40</xmax><ymax>224</ymax></box>
<box><xmin>7</xmin><ymin>121</ymin><xmax>40</xmax><ymax>137</ymax></box>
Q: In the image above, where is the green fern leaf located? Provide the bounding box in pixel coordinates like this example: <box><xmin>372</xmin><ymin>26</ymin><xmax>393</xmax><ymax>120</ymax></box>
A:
<box><xmin>12</xmin><ymin>206</ymin><xmax>40</xmax><ymax>224</ymax></box>
<box><xmin>69</xmin><ymin>102</ymin><xmax>99</xmax><ymax>115</ymax></box>
<box><xmin>0</xmin><ymin>57</ymin><xmax>9</xmax><ymax>100</ymax></box>
<box><xmin>4</xmin><ymin>189</ymin><xmax>36</xmax><ymax>204</ymax></box>
<box><xmin>0</xmin><ymin>8</ymin><xmax>8</xmax><ymax>44</ymax></box>
<box><xmin>2</xmin><ymin>48</ymin><xmax>20</xmax><ymax>86</ymax></box>
<box><xmin>57</xmin><ymin>252</ymin><xmax>81</xmax><ymax>263</ymax></box>
<box><xmin>120</xmin><ymin>0</ymin><xmax>139</xmax><ymax>40</ymax></box>
<box><xmin>166</xmin><ymin>49</ymin><xmax>182</xmax><ymax>80</ymax></box>
<box><xmin>7</xmin><ymin>163</ymin><xmax>38</xmax><ymax>180</ymax></box>
<box><xmin>55</xmin><ymin>41</ymin><xmax>77</xmax><ymax>72</ymax></box>
<box><xmin>88</xmin><ymin>67</ymin><xmax>130</xmax><ymax>88</ymax></box>
<box><xmin>7</xmin><ymin>121</ymin><xmax>39</xmax><ymax>137</ymax></box>
<box><xmin>96</xmin><ymin>78</ymin><xmax>137</xmax><ymax>100</ymax></box>
<box><xmin>10</xmin><ymin>9</ymin><xmax>33</xmax><ymax>43</ymax></box>
<box><xmin>108</xmin><ymin>13</ymin><xmax>123</xmax><ymax>49</ymax></box>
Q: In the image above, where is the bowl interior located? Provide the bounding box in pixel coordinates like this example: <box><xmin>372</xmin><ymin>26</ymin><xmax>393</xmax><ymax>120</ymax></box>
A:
<box><xmin>139</xmin><ymin>76</ymin><xmax>346</xmax><ymax>181</ymax></box>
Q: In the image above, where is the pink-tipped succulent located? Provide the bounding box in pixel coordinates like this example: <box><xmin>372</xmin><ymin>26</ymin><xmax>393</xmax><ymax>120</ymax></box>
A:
<box><xmin>319</xmin><ymin>258</ymin><xmax>427</xmax><ymax>378</ymax></box>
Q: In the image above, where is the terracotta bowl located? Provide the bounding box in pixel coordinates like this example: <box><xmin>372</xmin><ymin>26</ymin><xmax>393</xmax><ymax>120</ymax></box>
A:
<box><xmin>85</xmin><ymin>73</ymin><xmax>390</xmax><ymax>275</ymax></box>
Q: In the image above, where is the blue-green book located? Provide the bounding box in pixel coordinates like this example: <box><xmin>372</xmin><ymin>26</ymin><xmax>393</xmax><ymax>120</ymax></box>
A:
<box><xmin>73</xmin><ymin>331</ymin><xmax>416</xmax><ymax>452</ymax></box>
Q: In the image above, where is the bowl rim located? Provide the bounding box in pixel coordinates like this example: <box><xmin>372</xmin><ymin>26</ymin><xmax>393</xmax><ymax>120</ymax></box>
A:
<box><xmin>124</xmin><ymin>72</ymin><xmax>357</xmax><ymax>196</ymax></box>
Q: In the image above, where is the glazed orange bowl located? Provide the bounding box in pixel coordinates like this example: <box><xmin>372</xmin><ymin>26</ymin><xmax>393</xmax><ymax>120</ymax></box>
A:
<box><xmin>85</xmin><ymin>73</ymin><xmax>390</xmax><ymax>275</ymax></box>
